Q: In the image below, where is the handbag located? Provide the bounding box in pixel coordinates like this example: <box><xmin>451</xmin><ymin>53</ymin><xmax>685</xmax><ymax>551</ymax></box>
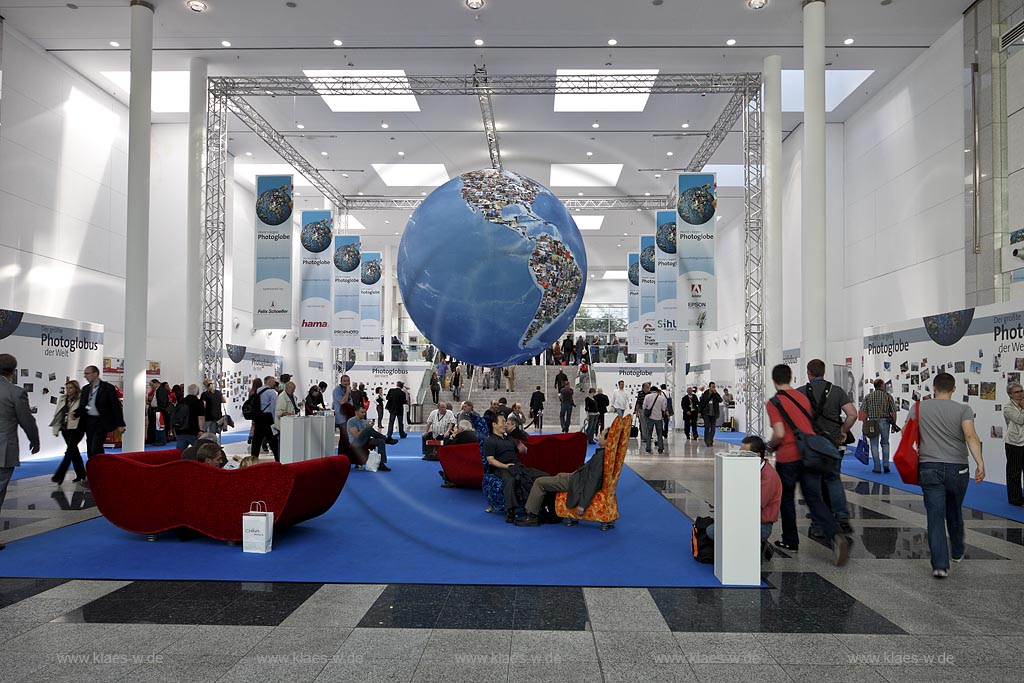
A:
<box><xmin>893</xmin><ymin>402</ymin><xmax>920</xmax><ymax>485</ymax></box>
<box><xmin>853</xmin><ymin>438</ymin><xmax>870</xmax><ymax>466</ymax></box>
<box><xmin>365</xmin><ymin>450</ymin><xmax>382</xmax><ymax>472</ymax></box>
<box><xmin>863</xmin><ymin>418</ymin><xmax>880</xmax><ymax>439</ymax></box>
<box><xmin>769</xmin><ymin>392</ymin><xmax>842</xmax><ymax>475</ymax></box>
<box><xmin>242</xmin><ymin>501</ymin><xmax>274</xmax><ymax>554</ymax></box>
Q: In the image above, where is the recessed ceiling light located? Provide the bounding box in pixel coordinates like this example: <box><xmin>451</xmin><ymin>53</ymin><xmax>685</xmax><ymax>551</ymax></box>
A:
<box><xmin>465</xmin><ymin>0</ymin><xmax>485</xmax><ymax>9</ymax></box>
<box><xmin>341</xmin><ymin>173</ymin><xmax>350</xmax><ymax>178</ymax></box>
<box><xmin>381</xmin><ymin>121</ymin><xmax>389</xmax><ymax>128</ymax></box>
<box><xmin>186</xmin><ymin>0</ymin><xmax>208</xmax><ymax>11</ymax></box>
<box><xmin>577</xmin><ymin>192</ymin><xmax>584</xmax><ymax>196</ymax></box>
<box><xmin>591</xmin><ymin>121</ymin><xmax>600</xmax><ymax>128</ymax></box>
<box><xmin>726</xmin><ymin>38</ymin><xmax>737</xmax><ymax>46</ymax></box>
<box><xmin>636</xmin><ymin>208</ymin><xmax>642</xmax><ymax>212</ymax></box>
<box><xmin>320</xmin><ymin>151</ymin><xmax>329</xmax><ymax>156</ymax></box>
<box><xmin>394</xmin><ymin>232</ymin><xmax>400</xmax><ymax>235</ymax></box>
<box><xmin>654</xmin><ymin>173</ymin><xmax>662</xmax><ymax>178</ymax></box>
<box><xmin>586</xmin><ymin>151</ymin><xmax>594</xmax><ymax>157</ymax></box>
<box><xmin>844</xmin><ymin>38</ymin><xmax>855</xmax><ymax>45</ymax></box>
<box><xmin>666</xmin><ymin>151</ymin><xmax>674</xmax><ymax>156</ymax></box>
<box><xmin>244</xmin><ymin>152</ymin><xmax>253</xmax><ymax>156</ymax></box>
<box><xmin>221</xmin><ymin>40</ymin><xmax>232</xmax><ymax>47</ymax></box>
<box><xmin>109</xmin><ymin>41</ymin><xmax>120</xmax><ymax>47</ymax></box>
<box><xmin>358</xmin><ymin>191</ymin><xmax>364</xmax><ymax>195</ymax></box>
<box><xmin>607</xmin><ymin>38</ymin><xmax>618</xmax><ymax>46</ymax></box>
<box><xmin>333</xmin><ymin>39</ymin><xmax>343</xmax><ymax>46</ymax></box>
<box><xmin>644</xmin><ymin>192</ymin><xmax>650</xmax><ymax>196</ymax></box>
<box><xmin>384</xmin><ymin>220</ymin><xmax>390</xmax><ymax>224</ymax></box>
<box><xmin>474</xmin><ymin>38</ymin><xmax>484</xmax><ymax>46</ymax></box>
<box><xmin>747</xmin><ymin>0</ymin><xmax>768</xmax><ymax>9</ymax></box>
<box><xmin>294</xmin><ymin>191</ymin><xmax>301</xmax><ymax>196</ymax></box>
<box><xmin>296</xmin><ymin>123</ymin><xmax>305</xmax><ymax>129</ymax></box>
<box><xmin>397</xmin><ymin>151</ymin><xmax>405</xmax><ymax>156</ymax></box>
<box><xmin>420</xmin><ymin>191</ymin><xmax>427</xmax><ymax>195</ymax></box>
<box><xmin>681</xmin><ymin>122</ymin><xmax>690</xmax><ymax>129</ymax></box>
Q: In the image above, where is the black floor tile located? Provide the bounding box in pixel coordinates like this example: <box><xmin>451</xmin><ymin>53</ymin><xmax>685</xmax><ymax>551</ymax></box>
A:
<box><xmin>448</xmin><ymin>585</ymin><xmax>516</xmax><ymax>609</ymax></box>
<box><xmin>435</xmin><ymin>604</ymin><xmax>515</xmax><ymax>630</ymax></box>
<box><xmin>0</xmin><ymin>577</ymin><xmax>69</xmax><ymax>608</ymax></box>
<box><xmin>53</xmin><ymin>599</ymin><xmax>155</xmax><ymax>624</ymax></box>
<box><xmin>651</xmin><ymin>572</ymin><xmax>905</xmax><ymax>635</ymax></box>
<box><xmin>358</xmin><ymin>599</ymin><xmax>445</xmax><ymax>628</ymax></box>
<box><xmin>806</xmin><ymin>527</ymin><xmax>1009</xmax><ymax>560</ymax></box>
<box><xmin>103</xmin><ymin>580</ymin><xmax>197</xmax><ymax>601</ymax></box>
<box><xmin>513</xmin><ymin>586</ymin><xmax>588</xmax><ymax>630</ymax></box>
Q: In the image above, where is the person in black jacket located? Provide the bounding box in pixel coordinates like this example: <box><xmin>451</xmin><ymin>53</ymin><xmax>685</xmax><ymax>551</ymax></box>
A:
<box><xmin>681</xmin><ymin>387</ymin><xmax>700</xmax><ymax>440</ymax></box>
<box><xmin>528</xmin><ymin>386</ymin><xmax>545</xmax><ymax>431</ymax></box>
<box><xmin>385</xmin><ymin>382</ymin><xmax>408</xmax><ymax>439</ymax></box>
<box><xmin>594</xmin><ymin>387</ymin><xmax>610</xmax><ymax>432</ymax></box>
<box><xmin>516</xmin><ymin>425</ymin><xmax>611</xmax><ymax>526</ymax></box>
<box><xmin>698</xmin><ymin>382</ymin><xmax>723</xmax><ymax>447</ymax></box>
<box><xmin>76</xmin><ymin>365</ymin><xmax>126</xmax><ymax>459</ymax></box>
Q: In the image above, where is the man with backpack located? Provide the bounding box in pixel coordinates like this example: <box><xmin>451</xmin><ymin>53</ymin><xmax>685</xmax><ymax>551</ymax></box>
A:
<box><xmin>800</xmin><ymin>359</ymin><xmax>858</xmax><ymax>536</ymax></box>
<box><xmin>249</xmin><ymin>376</ymin><xmax>279</xmax><ymax>461</ymax></box>
<box><xmin>173</xmin><ymin>384</ymin><xmax>205</xmax><ymax>452</ymax></box>
<box><xmin>765</xmin><ymin>364</ymin><xmax>850</xmax><ymax>566</ymax></box>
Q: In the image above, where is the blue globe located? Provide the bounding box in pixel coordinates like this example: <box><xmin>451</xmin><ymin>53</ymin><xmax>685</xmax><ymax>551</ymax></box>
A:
<box><xmin>677</xmin><ymin>184</ymin><xmax>717</xmax><ymax>225</ymax></box>
<box><xmin>300</xmin><ymin>218</ymin><xmax>333</xmax><ymax>253</ymax></box>
<box><xmin>656</xmin><ymin>218</ymin><xmax>677</xmax><ymax>254</ymax></box>
<box><xmin>333</xmin><ymin>243</ymin><xmax>361</xmax><ymax>272</ymax></box>
<box><xmin>628</xmin><ymin>262</ymin><xmax>640</xmax><ymax>286</ymax></box>
<box><xmin>640</xmin><ymin>245</ymin><xmax>656</xmax><ymax>273</ymax></box>
<box><xmin>361</xmin><ymin>257</ymin><xmax>382</xmax><ymax>285</ymax></box>
<box><xmin>924</xmin><ymin>309</ymin><xmax>975</xmax><ymax>347</ymax></box>
<box><xmin>255</xmin><ymin>186</ymin><xmax>292</xmax><ymax>226</ymax></box>
<box><xmin>398</xmin><ymin>169</ymin><xmax>587</xmax><ymax>366</ymax></box>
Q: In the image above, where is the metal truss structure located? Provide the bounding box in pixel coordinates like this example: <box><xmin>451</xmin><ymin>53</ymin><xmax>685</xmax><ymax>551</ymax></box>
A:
<box><xmin>201</xmin><ymin>71</ymin><xmax>766</xmax><ymax>412</ymax></box>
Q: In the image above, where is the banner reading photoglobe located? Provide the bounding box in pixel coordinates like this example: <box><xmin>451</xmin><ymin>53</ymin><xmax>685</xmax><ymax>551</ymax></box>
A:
<box><xmin>677</xmin><ymin>173</ymin><xmax>718</xmax><ymax>331</ymax></box>
<box><xmin>299</xmin><ymin>210</ymin><xmax>333</xmax><ymax>340</ymax></box>
<box><xmin>655</xmin><ymin>210</ymin><xmax>685</xmax><ymax>343</ymax></box>
<box><xmin>637</xmin><ymin>235</ymin><xmax>661</xmax><ymax>351</ymax></box>
<box><xmin>332</xmin><ymin>236</ymin><xmax>361</xmax><ymax>348</ymax></box>
<box><xmin>627</xmin><ymin>252</ymin><xmax>641</xmax><ymax>351</ymax></box>
<box><xmin>360</xmin><ymin>252</ymin><xmax>383</xmax><ymax>353</ymax></box>
<box><xmin>254</xmin><ymin>175</ymin><xmax>294</xmax><ymax>330</ymax></box>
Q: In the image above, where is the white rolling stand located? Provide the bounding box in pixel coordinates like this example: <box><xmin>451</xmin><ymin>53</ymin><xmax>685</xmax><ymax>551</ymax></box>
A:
<box><xmin>278</xmin><ymin>416</ymin><xmax>307</xmax><ymax>464</ymax></box>
<box><xmin>714</xmin><ymin>452</ymin><xmax>761</xmax><ymax>586</ymax></box>
<box><xmin>305</xmin><ymin>414</ymin><xmax>333</xmax><ymax>459</ymax></box>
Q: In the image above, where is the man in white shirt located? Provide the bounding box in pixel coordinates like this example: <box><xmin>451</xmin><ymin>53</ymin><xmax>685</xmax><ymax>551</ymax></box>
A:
<box><xmin>275</xmin><ymin>381</ymin><xmax>300</xmax><ymax>434</ymax></box>
<box><xmin>422</xmin><ymin>401</ymin><xmax>456</xmax><ymax>460</ymax></box>
<box><xmin>611</xmin><ymin>380</ymin><xmax>631</xmax><ymax>418</ymax></box>
<box><xmin>642</xmin><ymin>386</ymin><xmax>668</xmax><ymax>454</ymax></box>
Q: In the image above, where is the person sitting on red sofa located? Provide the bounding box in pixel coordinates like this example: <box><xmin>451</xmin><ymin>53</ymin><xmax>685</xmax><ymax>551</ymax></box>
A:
<box><xmin>195</xmin><ymin>442</ymin><xmax>226</xmax><ymax>469</ymax></box>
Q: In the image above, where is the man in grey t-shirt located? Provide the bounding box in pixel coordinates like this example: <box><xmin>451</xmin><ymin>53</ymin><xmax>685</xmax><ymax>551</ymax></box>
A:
<box><xmin>906</xmin><ymin>373</ymin><xmax>985</xmax><ymax>579</ymax></box>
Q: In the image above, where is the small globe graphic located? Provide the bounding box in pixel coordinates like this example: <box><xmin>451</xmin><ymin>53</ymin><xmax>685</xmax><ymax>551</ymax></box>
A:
<box><xmin>0</xmin><ymin>309</ymin><xmax>24</xmax><ymax>340</ymax></box>
<box><xmin>677</xmin><ymin>184</ymin><xmax>717</xmax><ymax>225</ymax></box>
<box><xmin>656</xmin><ymin>219</ymin><xmax>677</xmax><ymax>254</ymax></box>
<box><xmin>226</xmin><ymin>345</ymin><xmax>247</xmax><ymax>364</ymax></box>
<box><xmin>628</xmin><ymin>262</ymin><xmax>640</xmax><ymax>286</ymax></box>
<box><xmin>640</xmin><ymin>245</ymin><xmax>656</xmax><ymax>273</ymax></box>
<box><xmin>398</xmin><ymin>168</ymin><xmax>587</xmax><ymax>367</ymax></box>
<box><xmin>923</xmin><ymin>309</ymin><xmax>975</xmax><ymax>346</ymax></box>
<box><xmin>361</xmin><ymin>258</ymin><xmax>382</xmax><ymax>285</ymax></box>
<box><xmin>300</xmin><ymin>218</ymin><xmax>333</xmax><ymax>253</ymax></box>
<box><xmin>333</xmin><ymin>244</ymin><xmax>361</xmax><ymax>272</ymax></box>
<box><xmin>255</xmin><ymin>186</ymin><xmax>293</xmax><ymax>226</ymax></box>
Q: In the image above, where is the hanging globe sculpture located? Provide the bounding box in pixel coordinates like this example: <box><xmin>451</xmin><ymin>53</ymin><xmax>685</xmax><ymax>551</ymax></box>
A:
<box><xmin>300</xmin><ymin>217</ymin><xmax>333</xmax><ymax>253</ymax></box>
<box><xmin>398</xmin><ymin>169</ymin><xmax>587</xmax><ymax>367</ymax></box>
<box><xmin>255</xmin><ymin>185</ymin><xmax>293</xmax><ymax>226</ymax></box>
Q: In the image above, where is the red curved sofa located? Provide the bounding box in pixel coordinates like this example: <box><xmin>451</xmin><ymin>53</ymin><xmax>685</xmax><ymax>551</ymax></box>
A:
<box><xmin>87</xmin><ymin>450</ymin><xmax>350</xmax><ymax>541</ymax></box>
<box><xmin>438</xmin><ymin>432</ymin><xmax>588</xmax><ymax>488</ymax></box>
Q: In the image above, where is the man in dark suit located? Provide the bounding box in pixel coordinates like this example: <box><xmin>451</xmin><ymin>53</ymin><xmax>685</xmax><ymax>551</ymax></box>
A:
<box><xmin>76</xmin><ymin>365</ymin><xmax>126</xmax><ymax>459</ymax></box>
<box><xmin>0</xmin><ymin>354</ymin><xmax>40</xmax><ymax>550</ymax></box>
<box><xmin>698</xmin><ymin>382</ymin><xmax>723</xmax><ymax>447</ymax></box>
<box><xmin>529</xmin><ymin>386</ymin><xmax>545</xmax><ymax>432</ymax></box>
<box><xmin>681</xmin><ymin>387</ymin><xmax>700</xmax><ymax>440</ymax></box>
<box><xmin>385</xmin><ymin>381</ymin><xmax>408</xmax><ymax>439</ymax></box>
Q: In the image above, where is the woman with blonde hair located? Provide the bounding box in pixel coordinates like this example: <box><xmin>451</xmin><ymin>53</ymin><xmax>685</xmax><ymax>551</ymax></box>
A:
<box><xmin>50</xmin><ymin>380</ymin><xmax>86</xmax><ymax>484</ymax></box>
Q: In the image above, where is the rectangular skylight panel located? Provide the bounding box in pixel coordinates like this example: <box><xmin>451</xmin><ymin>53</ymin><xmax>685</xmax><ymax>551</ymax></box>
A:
<box><xmin>372</xmin><ymin>163</ymin><xmax>450</xmax><ymax>187</ymax></box>
<box><xmin>573</xmin><ymin>215</ymin><xmax>605</xmax><ymax>231</ymax></box>
<box><xmin>603</xmin><ymin>270</ymin><xmax>629</xmax><ymax>280</ymax></box>
<box><xmin>781</xmin><ymin>70</ymin><xmax>874</xmax><ymax>112</ymax></box>
<box><xmin>554</xmin><ymin>69</ymin><xmax>660</xmax><ymax>112</ymax></box>
<box><xmin>303</xmin><ymin>70</ymin><xmax>421</xmax><ymax>112</ymax></box>
<box><xmin>101</xmin><ymin>71</ymin><xmax>190</xmax><ymax>113</ymax></box>
<box><xmin>550</xmin><ymin>164</ymin><xmax>623</xmax><ymax>187</ymax></box>
<box><xmin>342</xmin><ymin>216</ymin><xmax>367</xmax><ymax>230</ymax></box>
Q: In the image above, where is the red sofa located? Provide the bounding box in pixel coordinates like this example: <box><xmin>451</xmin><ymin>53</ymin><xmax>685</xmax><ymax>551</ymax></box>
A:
<box><xmin>438</xmin><ymin>432</ymin><xmax>588</xmax><ymax>488</ymax></box>
<box><xmin>87</xmin><ymin>450</ymin><xmax>350</xmax><ymax>541</ymax></box>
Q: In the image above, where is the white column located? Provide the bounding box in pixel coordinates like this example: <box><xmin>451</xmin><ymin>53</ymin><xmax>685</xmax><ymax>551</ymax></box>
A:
<box><xmin>383</xmin><ymin>243</ymin><xmax>394</xmax><ymax>361</ymax></box>
<box><xmin>185</xmin><ymin>57</ymin><xmax>206</xmax><ymax>388</ymax></box>
<box><xmin>801</xmin><ymin>0</ymin><xmax>827</xmax><ymax>364</ymax></box>
<box><xmin>763</xmin><ymin>55</ymin><xmax>784</xmax><ymax>372</ymax></box>
<box><xmin>122</xmin><ymin>0</ymin><xmax>154</xmax><ymax>453</ymax></box>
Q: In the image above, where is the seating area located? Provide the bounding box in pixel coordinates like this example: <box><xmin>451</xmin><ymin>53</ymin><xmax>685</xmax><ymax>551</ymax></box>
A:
<box><xmin>438</xmin><ymin>430</ymin><xmax>590</xmax><ymax>490</ymax></box>
<box><xmin>556</xmin><ymin>414</ymin><xmax>632</xmax><ymax>530</ymax></box>
<box><xmin>86</xmin><ymin>449</ymin><xmax>351</xmax><ymax>542</ymax></box>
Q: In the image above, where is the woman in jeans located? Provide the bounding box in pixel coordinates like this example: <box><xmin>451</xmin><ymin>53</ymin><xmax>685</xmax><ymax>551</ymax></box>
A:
<box><xmin>860</xmin><ymin>378</ymin><xmax>896</xmax><ymax>473</ymax></box>
<box><xmin>908</xmin><ymin>373</ymin><xmax>985</xmax><ymax>578</ymax></box>
<box><xmin>50</xmin><ymin>380</ymin><xmax>86</xmax><ymax>484</ymax></box>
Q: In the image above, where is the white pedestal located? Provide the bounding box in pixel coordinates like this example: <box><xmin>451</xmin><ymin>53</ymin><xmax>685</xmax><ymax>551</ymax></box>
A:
<box><xmin>279</xmin><ymin>416</ymin><xmax>306</xmax><ymax>464</ymax></box>
<box><xmin>305</xmin><ymin>415</ymin><xmax>333</xmax><ymax>459</ymax></box>
<box><xmin>714</xmin><ymin>452</ymin><xmax>761</xmax><ymax>586</ymax></box>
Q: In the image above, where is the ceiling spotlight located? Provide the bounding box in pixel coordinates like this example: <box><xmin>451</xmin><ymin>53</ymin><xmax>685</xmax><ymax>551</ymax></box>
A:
<box><xmin>420</xmin><ymin>191</ymin><xmax>427</xmax><ymax>196</ymax></box>
<box><xmin>333</xmin><ymin>39</ymin><xmax>344</xmax><ymax>46</ymax></box>
<box><xmin>296</xmin><ymin>123</ymin><xmax>305</xmax><ymax>129</ymax></box>
<box><xmin>844</xmin><ymin>38</ymin><xmax>855</xmax><ymax>45</ymax></box>
<box><xmin>644</xmin><ymin>192</ymin><xmax>650</xmax><ymax>196</ymax></box>
<box><xmin>342</xmin><ymin>173</ymin><xmax>350</xmax><ymax>178</ymax></box>
<box><xmin>577</xmin><ymin>192</ymin><xmax>584</xmax><ymax>196</ymax></box>
<box><xmin>244</xmin><ymin>151</ymin><xmax>253</xmax><ymax>156</ymax></box>
<box><xmin>607</xmin><ymin>38</ymin><xmax>618</xmax><ymax>46</ymax></box>
<box><xmin>320</xmin><ymin>151</ymin><xmax>328</xmax><ymax>156</ymax></box>
<box><xmin>474</xmin><ymin>38</ymin><xmax>484</xmax><ymax>46</ymax></box>
<box><xmin>592</xmin><ymin>121</ymin><xmax>600</xmax><ymax>129</ymax></box>
<box><xmin>726</xmin><ymin>38</ymin><xmax>737</xmax><ymax>46</ymax></box>
<box><xmin>398</xmin><ymin>151</ymin><xmax>405</xmax><ymax>156</ymax></box>
<box><xmin>294</xmin><ymin>191</ymin><xmax>301</xmax><ymax>196</ymax></box>
<box><xmin>636</xmin><ymin>208</ymin><xmax>642</xmax><ymax>212</ymax></box>
<box><xmin>221</xmin><ymin>40</ymin><xmax>232</xmax><ymax>47</ymax></box>
<box><xmin>380</xmin><ymin>121</ymin><xmax>389</xmax><ymax>129</ymax></box>
<box><xmin>747</xmin><ymin>0</ymin><xmax>768</xmax><ymax>8</ymax></box>
<box><xmin>109</xmin><ymin>41</ymin><xmax>120</xmax><ymax>47</ymax></box>
<box><xmin>681</xmin><ymin>122</ymin><xmax>690</xmax><ymax>129</ymax></box>
<box><xmin>465</xmin><ymin>0</ymin><xmax>485</xmax><ymax>9</ymax></box>
<box><xmin>666</xmin><ymin>151</ymin><xmax>674</xmax><ymax>156</ymax></box>
<box><xmin>586</xmin><ymin>151</ymin><xmax>594</xmax><ymax>157</ymax></box>
<box><xmin>186</xmin><ymin>0</ymin><xmax>208</xmax><ymax>11</ymax></box>
<box><xmin>358</xmin><ymin>191</ymin><xmax>364</xmax><ymax>195</ymax></box>
<box><xmin>654</xmin><ymin>173</ymin><xmax>662</xmax><ymax>178</ymax></box>
<box><xmin>384</xmin><ymin>220</ymin><xmax>390</xmax><ymax>224</ymax></box>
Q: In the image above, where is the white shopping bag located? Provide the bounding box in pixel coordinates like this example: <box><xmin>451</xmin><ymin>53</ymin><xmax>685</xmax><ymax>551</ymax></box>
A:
<box><xmin>242</xmin><ymin>501</ymin><xmax>274</xmax><ymax>554</ymax></box>
<box><xmin>364</xmin><ymin>451</ymin><xmax>381</xmax><ymax>472</ymax></box>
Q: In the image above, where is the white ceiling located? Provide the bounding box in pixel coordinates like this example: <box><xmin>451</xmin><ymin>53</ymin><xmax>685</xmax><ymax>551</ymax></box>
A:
<box><xmin>0</xmin><ymin>0</ymin><xmax>970</xmax><ymax>272</ymax></box>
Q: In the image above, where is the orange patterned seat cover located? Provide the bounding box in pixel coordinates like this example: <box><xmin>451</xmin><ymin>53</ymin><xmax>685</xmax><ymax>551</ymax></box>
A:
<box><xmin>554</xmin><ymin>414</ymin><xmax>631</xmax><ymax>523</ymax></box>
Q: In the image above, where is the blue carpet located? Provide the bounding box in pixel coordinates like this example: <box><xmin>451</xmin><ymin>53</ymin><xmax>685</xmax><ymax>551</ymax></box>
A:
<box><xmin>12</xmin><ymin>432</ymin><xmax>251</xmax><ymax>482</ymax></box>
<box><xmin>0</xmin><ymin>436</ymin><xmax>733</xmax><ymax>588</ymax></box>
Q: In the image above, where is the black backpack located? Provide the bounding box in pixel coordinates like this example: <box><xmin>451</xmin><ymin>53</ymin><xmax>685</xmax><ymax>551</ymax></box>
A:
<box><xmin>691</xmin><ymin>515</ymin><xmax>715</xmax><ymax>564</ymax></box>
<box><xmin>171</xmin><ymin>400</ymin><xmax>190</xmax><ymax>431</ymax></box>
<box><xmin>241</xmin><ymin>388</ymin><xmax>267</xmax><ymax>421</ymax></box>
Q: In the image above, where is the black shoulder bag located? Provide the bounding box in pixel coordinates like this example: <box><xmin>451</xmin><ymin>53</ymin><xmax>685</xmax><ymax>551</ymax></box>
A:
<box><xmin>769</xmin><ymin>391</ymin><xmax>842</xmax><ymax>475</ymax></box>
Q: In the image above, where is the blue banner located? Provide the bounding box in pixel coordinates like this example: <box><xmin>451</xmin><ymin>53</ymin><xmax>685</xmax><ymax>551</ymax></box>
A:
<box><xmin>359</xmin><ymin>252</ymin><xmax>383</xmax><ymax>352</ymax></box>
<box><xmin>677</xmin><ymin>173</ymin><xmax>717</xmax><ymax>330</ymax></box>
<box><xmin>332</xmin><ymin>236</ymin><xmax>361</xmax><ymax>347</ymax></box>
<box><xmin>655</xmin><ymin>210</ymin><xmax>684</xmax><ymax>342</ymax></box>
<box><xmin>638</xmin><ymin>235</ymin><xmax>660</xmax><ymax>350</ymax></box>
<box><xmin>299</xmin><ymin>210</ymin><xmax>333</xmax><ymax>340</ymax></box>
<box><xmin>254</xmin><ymin>175</ymin><xmax>294</xmax><ymax>329</ymax></box>
<box><xmin>627</xmin><ymin>252</ymin><xmax>640</xmax><ymax>350</ymax></box>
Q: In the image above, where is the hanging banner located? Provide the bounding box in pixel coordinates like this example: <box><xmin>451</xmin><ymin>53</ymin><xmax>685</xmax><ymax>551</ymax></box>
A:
<box><xmin>298</xmin><ymin>210</ymin><xmax>333</xmax><ymax>340</ymax></box>
<box><xmin>637</xmin><ymin>235</ymin><xmax>661</xmax><ymax>351</ymax></box>
<box><xmin>360</xmin><ymin>251</ymin><xmax>383</xmax><ymax>352</ymax></box>
<box><xmin>222</xmin><ymin>345</ymin><xmax>283</xmax><ymax>427</ymax></box>
<box><xmin>254</xmin><ymin>175</ymin><xmax>294</xmax><ymax>329</ymax></box>
<box><xmin>677</xmin><ymin>173</ymin><xmax>718</xmax><ymax>331</ymax></box>
<box><xmin>655</xmin><ymin>210</ymin><xmax>685</xmax><ymax>342</ymax></box>
<box><xmin>332</xmin><ymin>236</ymin><xmax>361</xmax><ymax>348</ymax></box>
<box><xmin>0</xmin><ymin>308</ymin><xmax>104</xmax><ymax>458</ymax></box>
<box><xmin>627</xmin><ymin>252</ymin><xmax>641</xmax><ymax>351</ymax></box>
